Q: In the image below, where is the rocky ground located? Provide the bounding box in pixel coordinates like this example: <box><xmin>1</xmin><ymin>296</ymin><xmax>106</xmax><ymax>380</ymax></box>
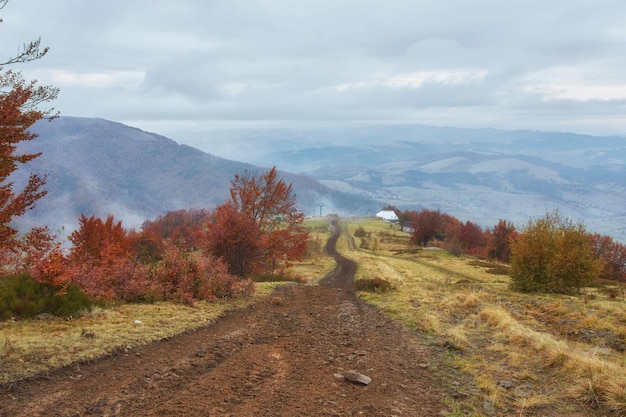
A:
<box><xmin>0</xmin><ymin>221</ymin><xmax>447</xmax><ymax>416</ymax></box>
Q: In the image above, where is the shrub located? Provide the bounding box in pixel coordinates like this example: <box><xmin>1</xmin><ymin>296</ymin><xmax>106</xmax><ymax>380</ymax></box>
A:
<box><xmin>354</xmin><ymin>226</ymin><xmax>368</xmax><ymax>238</ymax></box>
<box><xmin>0</xmin><ymin>274</ymin><xmax>91</xmax><ymax>320</ymax></box>
<box><xmin>510</xmin><ymin>211</ymin><xmax>601</xmax><ymax>294</ymax></box>
<box><xmin>355</xmin><ymin>277</ymin><xmax>393</xmax><ymax>293</ymax></box>
<box><xmin>302</xmin><ymin>236</ymin><xmax>323</xmax><ymax>260</ymax></box>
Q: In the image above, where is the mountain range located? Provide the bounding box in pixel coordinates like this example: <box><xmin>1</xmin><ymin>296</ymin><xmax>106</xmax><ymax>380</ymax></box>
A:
<box><xmin>11</xmin><ymin>117</ymin><xmax>626</xmax><ymax>242</ymax></box>
<box><xmin>176</xmin><ymin>124</ymin><xmax>626</xmax><ymax>241</ymax></box>
<box><xmin>12</xmin><ymin>117</ymin><xmax>377</xmax><ymax>235</ymax></box>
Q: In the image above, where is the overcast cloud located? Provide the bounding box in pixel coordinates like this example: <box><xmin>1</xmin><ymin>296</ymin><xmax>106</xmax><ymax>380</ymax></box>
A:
<box><xmin>2</xmin><ymin>0</ymin><xmax>626</xmax><ymax>141</ymax></box>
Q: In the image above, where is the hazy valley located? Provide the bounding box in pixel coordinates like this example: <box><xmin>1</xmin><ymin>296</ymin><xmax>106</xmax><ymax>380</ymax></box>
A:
<box><xmin>186</xmin><ymin>124</ymin><xmax>626</xmax><ymax>240</ymax></box>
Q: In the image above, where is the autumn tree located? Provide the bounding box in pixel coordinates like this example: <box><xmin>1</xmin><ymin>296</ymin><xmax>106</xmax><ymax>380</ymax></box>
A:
<box><xmin>129</xmin><ymin>228</ymin><xmax>166</xmax><ymax>263</ymax></box>
<box><xmin>205</xmin><ymin>202</ymin><xmax>261</xmax><ymax>277</ymax></box>
<box><xmin>141</xmin><ymin>208</ymin><xmax>209</xmax><ymax>251</ymax></box>
<box><xmin>68</xmin><ymin>214</ymin><xmax>131</xmax><ymax>264</ymax></box>
<box><xmin>206</xmin><ymin>167</ymin><xmax>308</xmax><ymax>277</ymax></box>
<box><xmin>588</xmin><ymin>233</ymin><xmax>626</xmax><ymax>282</ymax></box>
<box><xmin>456</xmin><ymin>220</ymin><xmax>486</xmax><ymax>255</ymax></box>
<box><xmin>66</xmin><ymin>215</ymin><xmax>149</xmax><ymax>300</ymax></box>
<box><xmin>409</xmin><ymin>209</ymin><xmax>445</xmax><ymax>246</ymax></box>
<box><xmin>488</xmin><ymin>219</ymin><xmax>517</xmax><ymax>262</ymax></box>
<box><xmin>510</xmin><ymin>211</ymin><xmax>601</xmax><ymax>294</ymax></box>
<box><xmin>0</xmin><ymin>0</ymin><xmax>58</xmax><ymax>264</ymax></box>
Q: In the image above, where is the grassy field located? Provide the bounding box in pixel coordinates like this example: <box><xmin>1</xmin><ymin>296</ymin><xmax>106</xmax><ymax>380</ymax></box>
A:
<box><xmin>341</xmin><ymin>217</ymin><xmax>626</xmax><ymax>416</ymax></box>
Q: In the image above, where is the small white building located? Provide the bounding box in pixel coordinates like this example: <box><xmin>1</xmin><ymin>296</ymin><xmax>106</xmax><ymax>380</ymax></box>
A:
<box><xmin>376</xmin><ymin>210</ymin><xmax>398</xmax><ymax>222</ymax></box>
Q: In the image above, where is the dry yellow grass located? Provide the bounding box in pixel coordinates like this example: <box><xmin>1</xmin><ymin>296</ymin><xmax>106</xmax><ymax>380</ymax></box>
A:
<box><xmin>0</xmin><ymin>282</ymin><xmax>287</xmax><ymax>384</ymax></box>
<box><xmin>291</xmin><ymin>219</ymin><xmax>336</xmax><ymax>284</ymax></box>
<box><xmin>341</xmin><ymin>217</ymin><xmax>626</xmax><ymax>416</ymax></box>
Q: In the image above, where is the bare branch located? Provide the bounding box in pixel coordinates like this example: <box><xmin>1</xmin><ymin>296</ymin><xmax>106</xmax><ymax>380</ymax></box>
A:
<box><xmin>1</xmin><ymin>38</ymin><xmax>49</xmax><ymax>66</ymax></box>
<box><xmin>1</xmin><ymin>1</ymin><xmax>50</xmax><ymax>66</ymax></box>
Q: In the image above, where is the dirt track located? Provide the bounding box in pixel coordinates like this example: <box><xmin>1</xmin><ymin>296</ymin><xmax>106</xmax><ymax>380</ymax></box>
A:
<box><xmin>0</xmin><ymin>220</ymin><xmax>445</xmax><ymax>416</ymax></box>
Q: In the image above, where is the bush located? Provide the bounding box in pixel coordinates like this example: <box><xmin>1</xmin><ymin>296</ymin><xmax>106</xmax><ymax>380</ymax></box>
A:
<box><xmin>354</xmin><ymin>226</ymin><xmax>368</xmax><ymax>238</ymax></box>
<box><xmin>302</xmin><ymin>237</ymin><xmax>323</xmax><ymax>260</ymax></box>
<box><xmin>355</xmin><ymin>277</ymin><xmax>393</xmax><ymax>293</ymax></box>
<box><xmin>510</xmin><ymin>211</ymin><xmax>601</xmax><ymax>294</ymax></box>
<box><xmin>0</xmin><ymin>274</ymin><xmax>91</xmax><ymax>320</ymax></box>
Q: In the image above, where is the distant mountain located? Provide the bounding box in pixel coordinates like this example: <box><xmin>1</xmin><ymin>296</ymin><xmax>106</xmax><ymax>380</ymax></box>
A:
<box><xmin>180</xmin><ymin>124</ymin><xmax>626</xmax><ymax>241</ymax></box>
<box><xmin>11</xmin><ymin>117</ymin><xmax>378</xmax><ymax>234</ymax></box>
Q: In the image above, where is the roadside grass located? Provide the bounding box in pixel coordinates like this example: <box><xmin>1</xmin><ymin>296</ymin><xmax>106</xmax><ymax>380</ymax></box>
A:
<box><xmin>341</xmin><ymin>218</ymin><xmax>626</xmax><ymax>416</ymax></box>
<box><xmin>0</xmin><ymin>282</ymin><xmax>287</xmax><ymax>385</ymax></box>
<box><xmin>291</xmin><ymin>218</ymin><xmax>336</xmax><ymax>285</ymax></box>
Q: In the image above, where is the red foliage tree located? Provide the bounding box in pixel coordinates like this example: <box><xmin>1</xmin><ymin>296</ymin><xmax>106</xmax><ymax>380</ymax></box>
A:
<box><xmin>19</xmin><ymin>226</ymin><xmax>67</xmax><ymax>287</ymax></box>
<box><xmin>408</xmin><ymin>209</ymin><xmax>445</xmax><ymax>246</ymax></box>
<box><xmin>488</xmin><ymin>219</ymin><xmax>517</xmax><ymax>262</ymax></box>
<box><xmin>66</xmin><ymin>214</ymin><xmax>150</xmax><ymax>300</ymax></box>
<box><xmin>141</xmin><ymin>208</ymin><xmax>209</xmax><ymax>251</ymax></box>
<box><xmin>151</xmin><ymin>245</ymin><xmax>248</xmax><ymax>304</ymax></box>
<box><xmin>129</xmin><ymin>228</ymin><xmax>166</xmax><ymax>263</ymax></box>
<box><xmin>68</xmin><ymin>214</ymin><xmax>130</xmax><ymax>264</ymax></box>
<box><xmin>589</xmin><ymin>233</ymin><xmax>626</xmax><ymax>282</ymax></box>
<box><xmin>457</xmin><ymin>220</ymin><xmax>486</xmax><ymax>255</ymax></box>
<box><xmin>0</xmin><ymin>71</ymin><xmax>57</xmax><ymax>256</ymax></box>
<box><xmin>204</xmin><ymin>202</ymin><xmax>262</xmax><ymax>277</ymax></box>
<box><xmin>207</xmin><ymin>167</ymin><xmax>308</xmax><ymax>277</ymax></box>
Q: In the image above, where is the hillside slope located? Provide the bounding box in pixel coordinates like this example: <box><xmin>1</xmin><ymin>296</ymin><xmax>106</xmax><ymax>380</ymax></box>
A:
<box><xmin>12</xmin><ymin>117</ymin><xmax>377</xmax><ymax>233</ymax></box>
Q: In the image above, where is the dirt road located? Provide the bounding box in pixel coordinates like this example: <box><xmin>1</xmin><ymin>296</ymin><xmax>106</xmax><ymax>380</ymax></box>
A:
<box><xmin>1</xmin><ymin>220</ymin><xmax>445</xmax><ymax>416</ymax></box>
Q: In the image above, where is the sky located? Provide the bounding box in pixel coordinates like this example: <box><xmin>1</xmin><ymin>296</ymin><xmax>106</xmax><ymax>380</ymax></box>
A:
<box><xmin>2</xmin><ymin>0</ymin><xmax>626</xmax><ymax>144</ymax></box>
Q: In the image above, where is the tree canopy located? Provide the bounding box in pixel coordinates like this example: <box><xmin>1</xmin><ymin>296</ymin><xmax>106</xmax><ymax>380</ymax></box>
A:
<box><xmin>1</xmin><ymin>0</ymin><xmax>58</xmax><ymax>265</ymax></box>
<box><xmin>207</xmin><ymin>167</ymin><xmax>308</xmax><ymax>277</ymax></box>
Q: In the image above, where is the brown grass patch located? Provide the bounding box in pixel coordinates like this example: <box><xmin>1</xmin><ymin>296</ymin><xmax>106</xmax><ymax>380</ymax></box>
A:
<box><xmin>339</xmin><ymin>217</ymin><xmax>626</xmax><ymax>416</ymax></box>
<box><xmin>0</xmin><ymin>282</ymin><xmax>287</xmax><ymax>384</ymax></box>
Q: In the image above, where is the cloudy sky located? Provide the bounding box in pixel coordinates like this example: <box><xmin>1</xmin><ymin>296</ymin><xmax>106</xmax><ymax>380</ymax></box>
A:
<box><xmin>3</xmin><ymin>0</ymin><xmax>626</xmax><ymax>141</ymax></box>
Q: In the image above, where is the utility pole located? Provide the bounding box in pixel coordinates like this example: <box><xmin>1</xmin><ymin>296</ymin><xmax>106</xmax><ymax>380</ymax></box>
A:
<box><xmin>318</xmin><ymin>203</ymin><xmax>325</xmax><ymax>217</ymax></box>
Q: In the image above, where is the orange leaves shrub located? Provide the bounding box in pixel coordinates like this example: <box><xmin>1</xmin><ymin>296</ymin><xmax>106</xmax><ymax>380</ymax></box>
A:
<box><xmin>11</xmin><ymin>168</ymin><xmax>308</xmax><ymax>304</ymax></box>
<box><xmin>66</xmin><ymin>243</ymin><xmax>150</xmax><ymax>301</ymax></box>
<box><xmin>404</xmin><ymin>209</ymin><xmax>489</xmax><ymax>256</ymax></box>
<box><xmin>141</xmin><ymin>208</ymin><xmax>209</xmax><ymax>251</ymax></box>
<box><xmin>0</xmin><ymin>226</ymin><xmax>69</xmax><ymax>293</ymax></box>
<box><xmin>151</xmin><ymin>246</ymin><xmax>249</xmax><ymax>304</ymax></box>
<box><xmin>408</xmin><ymin>209</ymin><xmax>445</xmax><ymax>246</ymax></box>
<box><xmin>194</xmin><ymin>253</ymin><xmax>253</xmax><ymax>299</ymax></box>
<box><xmin>510</xmin><ymin>211</ymin><xmax>601</xmax><ymax>294</ymax></box>
<box><xmin>21</xmin><ymin>227</ymin><xmax>68</xmax><ymax>288</ymax></box>
<box><xmin>60</xmin><ymin>212</ymin><xmax>251</xmax><ymax>304</ymax></box>
<box><xmin>65</xmin><ymin>215</ymin><xmax>148</xmax><ymax>300</ymax></box>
